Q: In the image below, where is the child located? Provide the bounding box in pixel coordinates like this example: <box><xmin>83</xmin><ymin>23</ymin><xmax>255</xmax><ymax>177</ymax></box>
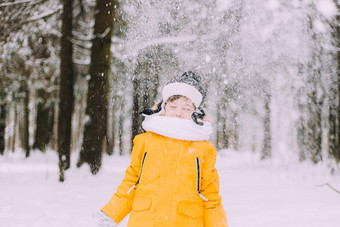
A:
<box><xmin>100</xmin><ymin>71</ymin><xmax>227</xmax><ymax>227</ymax></box>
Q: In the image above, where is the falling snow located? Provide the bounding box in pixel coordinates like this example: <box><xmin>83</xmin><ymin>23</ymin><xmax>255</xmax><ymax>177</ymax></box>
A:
<box><xmin>1</xmin><ymin>0</ymin><xmax>339</xmax><ymax>226</ymax></box>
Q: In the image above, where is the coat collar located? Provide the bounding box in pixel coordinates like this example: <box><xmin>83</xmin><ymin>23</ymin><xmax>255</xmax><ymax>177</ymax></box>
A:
<box><xmin>142</xmin><ymin>115</ymin><xmax>212</xmax><ymax>141</ymax></box>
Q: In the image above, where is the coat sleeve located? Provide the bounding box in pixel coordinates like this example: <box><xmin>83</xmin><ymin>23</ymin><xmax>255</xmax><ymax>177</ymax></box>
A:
<box><xmin>201</xmin><ymin>143</ymin><xmax>228</xmax><ymax>227</ymax></box>
<box><xmin>101</xmin><ymin>135</ymin><xmax>145</xmax><ymax>224</ymax></box>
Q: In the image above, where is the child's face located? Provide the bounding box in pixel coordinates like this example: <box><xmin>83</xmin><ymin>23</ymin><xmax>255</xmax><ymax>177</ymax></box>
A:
<box><xmin>164</xmin><ymin>96</ymin><xmax>195</xmax><ymax>119</ymax></box>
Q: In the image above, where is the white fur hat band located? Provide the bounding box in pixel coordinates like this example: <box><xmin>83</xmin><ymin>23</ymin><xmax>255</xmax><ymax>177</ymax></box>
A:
<box><xmin>162</xmin><ymin>82</ymin><xmax>202</xmax><ymax>108</ymax></box>
<box><xmin>162</xmin><ymin>71</ymin><xmax>206</xmax><ymax>108</ymax></box>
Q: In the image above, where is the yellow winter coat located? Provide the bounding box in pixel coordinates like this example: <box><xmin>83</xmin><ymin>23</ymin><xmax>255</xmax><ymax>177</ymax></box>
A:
<box><xmin>102</xmin><ymin>131</ymin><xmax>227</xmax><ymax>227</ymax></box>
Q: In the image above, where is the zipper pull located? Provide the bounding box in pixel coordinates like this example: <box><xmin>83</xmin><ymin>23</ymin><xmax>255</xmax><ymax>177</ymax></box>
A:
<box><xmin>127</xmin><ymin>184</ymin><xmax>136</xmax><ymax>194</ymax></box>
<box><xmin>199</xmin><ymin>192</ymin><xmax>209</xmax><ymax>201</ymax></box>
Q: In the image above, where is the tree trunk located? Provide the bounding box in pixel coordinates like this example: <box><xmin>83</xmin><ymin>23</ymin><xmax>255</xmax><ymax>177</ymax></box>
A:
<box><xmin>307</xmin><ymin>89</ymin><xmax>322</xmax><ymax>163</ymax></box>
<box><xmin>222</xmin><ymin>115</ymin><xmax>229</xmax><ymax>148</ymax></box>
<box><xmin>328</xmin><ymin>104</ymin><xmax>337</xmax><ymax>161</ymax></box>
<box><xmin>107</xmin><ymin>112</ymin><xmax>115</xmax><ymax>155</ymax></box>
<box><xmin>297</xmin><ymin>109</ymin><xmax>307</xmax><ymax>161</ymax></box>
<box><xmin>12</xmin><ymin>105</ymin><xmax>17</xmax><ymax>153</ymax></box>
<box><xmin>232</xmin><ymin>112</ymin><xmax>239</xmax><ymax>150</ymax></box>
<box><xmin>131</xmin><ymin>76</ymin><xmax>142</xmax><ymax>148</ymax></box>
<box><xmin>50</xmin><ymin>88</ymin><xmax>59</xmax><ymax>151</ymax></box>
<box><xmin>58</xmin><ymin>0</ymin><xmax>74</xmax><ymax>182</ymax></box>
<box><xmin>24</xmin><ymin>87</ymin><xmax>30</xmax><ymax>157</ymax></box>
<box><xmin>329</xmin><ymin>6</ymin><xmax>340</xmax><ymax>162</ymax></box>
<box><xmin>33</xmin><ymin>89</ymin><xmax>54</xmax><ymax>152</ymax></box>
<box><xmin>305</xmin><ymin>15</ymin><xmax>323</xmax><ymax>164</ymax></box>
<box><xmin>261</xmin><ymin>92</ymin><xmax>271</xmax><ymax>160</ymax></box>
<box><xmin>119</xmin><ymin>111</ymin><xmax>124</xmax><ymax>155</ymax></box>
<box><xmin>215</xmin><ymin>97</ymin><xmax>222</xmax><ymax>150</ymax></box>
<box><xmin>216</xmin><ymin>107</ymin><xmax>227</xmax><ymax>150</ymax></box>
<box><xmin>107</xmin><ymin>78</ymin><xmax>115</xmax><ymax>155</ymax></box>
<box><xmin>335</xmin><ymin>1</ymin><xmax>340</xmax><ymax>162</ymax></box>
<box><xmin>296</xmin><ymin>65</ymin><xmax>308</xmax><ymax>161</ymax></box>
<box><xmin>19</xmin><ymin>85</ymin><xmax>30</xmax><ymax>157</ymax></box>
<box><xmin>216</xmin><ymin>87</ymin><xmax>229</xmax><ymax>150</ymax></box>
<box><xmin>0</xmin><ymin>101</ymin><xmax>6</xmax><ymax>155</ymax></box>
<box><xmin>77</xmin><ymin>0</ymin><xmax>114</xmax><ymax>174</ymax></box>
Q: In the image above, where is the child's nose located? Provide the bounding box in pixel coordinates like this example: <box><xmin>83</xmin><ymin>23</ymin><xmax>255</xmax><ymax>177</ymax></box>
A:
<box><xmin>175</xmin><ymin>109</ymin><xmax>183</xmax><ymax>117</ymax></box>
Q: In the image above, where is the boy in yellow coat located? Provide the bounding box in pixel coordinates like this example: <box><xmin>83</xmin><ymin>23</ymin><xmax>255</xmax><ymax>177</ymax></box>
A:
<box><xmin>100</xmin><ymin>72</ymin><xmax>227</xmax><ymax>227</ymax></box>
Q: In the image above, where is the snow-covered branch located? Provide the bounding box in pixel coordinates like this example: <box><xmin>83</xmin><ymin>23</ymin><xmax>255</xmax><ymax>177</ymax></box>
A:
<box><xmin>68</xmin><ymin>37</ymin><xmax>92</xmax><ymax>49</ymax></box>
<box><xmin>128</xmin><ymin>33</ymin><xmax>218</xmax><ymax>57</ymax></box>
<box><xmin>76</xmin><ymin>20</ymin><xmax>94</xmax><ymax>29</ymax></box>
<box><xmin>73</xmin><ymin>58</ymin><xmax>90</xmax><ymax>66</ymax></box>
<box><xmin>0</xmin><ymin>0</ymin><xmax>41</xmax><ymax>7</ymax></box>
<box><xmin>72</xmin><ymin>31</ymin><xmax>93</xmax><ymax>42</ymax></box>
<box><xmin>72</xmin><ymin>27</ymin><xmax>111</xmax><ymax>42</ymax></box>
<box><xmin>27</xmin><ymin>6</ymin><xmax>62</xmax><ymax>22</ymax></box>
<box><xmin>95</xmin><ymin>27</ymin><xmax>111</xmax><ymax>39</ymax></box>
<box><xmin>0</xmin><ymin>0</ymin><xmax>43</xmax><ymax>7</ymax></box>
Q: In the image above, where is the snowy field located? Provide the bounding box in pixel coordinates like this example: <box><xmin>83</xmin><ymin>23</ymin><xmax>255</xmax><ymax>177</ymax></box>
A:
<box><xmin>1</xmin><ymin>150</ymin><xmax>340</xmax><ymax>227</ymax></box>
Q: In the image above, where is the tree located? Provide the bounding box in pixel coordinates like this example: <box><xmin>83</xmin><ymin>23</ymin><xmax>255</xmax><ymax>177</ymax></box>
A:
<box><xmin>216</xmin><ymin>82</ymin><xmax>229</xmax><ymax>150</ymax></box>
<box><xmin>0</xmin><ymin>0</ymin><xmax>61</xmax><ymax>42</ymax></box>
<box><xmin>0</xmin><ymin>0</ymin><xmax>61</xmax><ymax>158</ymax></box>
<box><xmin>131</xmin><ymin>48</ymin><xmax>161</xmax><ymax>142</ymax></box>
<box><xmin>213</xmin><ymin>1</ymin><xmax>244</xmax><ymax>150</ymax></box>
<box><xmin>32</xmin><ymin>88</ymin><xmax>55</xmax><ymax>152</ymax></box>
<box><xmin>0</xmin><ymin>50</ymin><xmax>33</xmax><ymax>157</ymax></box>
<box><xmin>58</xmin><ymin>0</ymin><xmax>75</xmax><ymax>181</ymax></box>
<box><xmin>261</xmin><ymin>89</ymin><xmax>271</xmax><ymax>159</ymax></box>
<box><xmin>20</xmin><ymin>82</ymin><xmax>30</xmax><ymax>157</ymax></box>
<box><xmin>296</xmin><ymin>64</ymin><xmax>308</xmax><ymax>161</ymax></box>
<box><xmin>30</xmin><ymin>32</ymin><xmax>58</xmax><ymax>153</ymax></box>
<box><xmin>328</xmin><ymin>0</ymin><xmax>340</xmax><ymax>163</ymax></box>
<box><xmin>77</xmin><ymin>0</ymin><xmax>115</xmax><ymax>174</ymax></box>
<box><xmin>304</xmin><ymin>7</ymin><xmax>325</xmax><ymax>164</ymax></box>
<box><xmin>131</xmin><ymin>46</ymin><xmax>178</xmax><ymax>144</ymax></box>
<box><xmin>336</xmin><ymin>1</ymin><xmax>340</xmax><ymax>162</ymax></box>
<box><xmin>107</xmin><ymin>0</ymin><xmax>128</xmax><ymax>155</ymax></box>
<box><xmin>0</xmin><ymin>91</ymin><xmax>6</xmax><ymax>155</ymax></box>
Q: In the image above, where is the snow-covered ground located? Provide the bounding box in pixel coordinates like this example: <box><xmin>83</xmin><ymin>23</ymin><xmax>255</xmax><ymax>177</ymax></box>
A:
<box><xmin>1</xmin><ymin>150</ymin><xmax>339</xmax><ymax>227</ymax></box>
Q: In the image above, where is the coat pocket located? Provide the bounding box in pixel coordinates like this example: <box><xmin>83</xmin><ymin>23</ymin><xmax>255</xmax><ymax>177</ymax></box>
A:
<box><xmin>177</xmin><ymin>201</ymin><xmax>203</xmax><ymax>218</ymax></box>
<box><xmin>132</xmin><ymin>197</ymin><xmax>152</xmax><ymax>212</ymax></box>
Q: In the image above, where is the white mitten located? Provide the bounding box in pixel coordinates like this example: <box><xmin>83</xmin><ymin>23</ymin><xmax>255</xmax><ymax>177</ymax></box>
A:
<box><xmin>98</xmin><ymin>211</ymin><xmax>118</xmax><ymax>227</ymax></box>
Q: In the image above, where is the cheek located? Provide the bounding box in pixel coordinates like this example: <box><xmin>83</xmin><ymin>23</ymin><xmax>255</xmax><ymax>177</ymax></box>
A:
<box><xmin>164</xmin><ymin>108</ymin><xmax>174</xmax><ymax>116</ymax></box>
<box><xmin>182</xmin><ymin>112</ymin><xmax>192</xmax><ymax>119</ymax></box>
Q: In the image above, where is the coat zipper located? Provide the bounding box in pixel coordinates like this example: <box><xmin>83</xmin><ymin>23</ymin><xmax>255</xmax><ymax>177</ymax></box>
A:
<box><xmin>195</xmin><ymin>157</ymin><xmax>208</xmax><ymax>201</ymax></box>
<box><xmin>127</xmin><ymin>152</ymin><xmax>148</xmax><ymax>194</ymax></box>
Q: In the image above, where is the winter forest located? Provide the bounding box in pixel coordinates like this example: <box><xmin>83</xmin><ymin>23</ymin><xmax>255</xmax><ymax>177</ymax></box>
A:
<box><xmin>1</xmin><ymin>0</ymin><xmax>340</xmax><ymax>226</ymax></box>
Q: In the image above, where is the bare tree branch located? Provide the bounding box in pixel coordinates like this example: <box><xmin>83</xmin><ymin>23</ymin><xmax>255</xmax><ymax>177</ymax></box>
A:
<box><xmin>317</xmin><ymin>183</ymin><xmax>340</xmax><ymax>194</ymax></box>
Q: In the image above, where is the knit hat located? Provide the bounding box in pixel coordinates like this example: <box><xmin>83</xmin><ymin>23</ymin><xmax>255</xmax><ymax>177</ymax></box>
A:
<box><xmin>141</xmin><ymin>71</ymin><xmax>207</xmax><ymax>125</ymax></box>
<box><xmin>162</xmin><ymin>71</ymin><xmax>206</xmax><ymax>108</ymax></box>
